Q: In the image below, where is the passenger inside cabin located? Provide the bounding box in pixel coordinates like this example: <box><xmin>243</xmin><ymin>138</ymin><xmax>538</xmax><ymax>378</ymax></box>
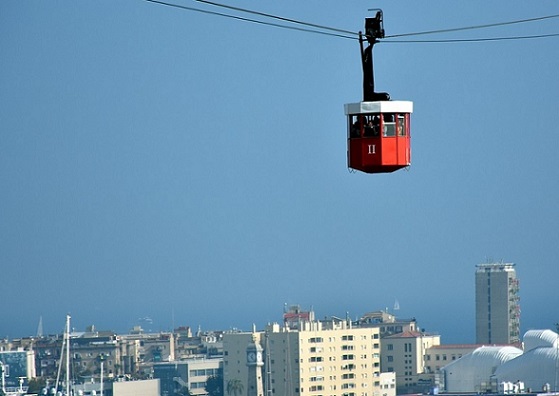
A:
<box><xmin>364</xmin><ymin>118</ymin><xmax>374</xmax><ymax>137</ymax></box>
<box><xmin>398</xmin><ymin>115</ymin><xmax>406</xmax><ymax>136</ymax></box>
<box><xmin>383</xmin><ymin>113</ymin><xmax>396</xmax><ymax>137</ymax></box>
<box><xmin>351</xmin><ymin>117</ymin><xmax>361</xmax><ymax>138</ymax></box>
<box><xmin>364</xmin><ymin>116</ymin><xmax>380</xmax><ymax>137</ymax></box>
<box><xmin>373</xmin><ymin>116</ymin><xmax>380</xmax><ymax>136</ymax></box>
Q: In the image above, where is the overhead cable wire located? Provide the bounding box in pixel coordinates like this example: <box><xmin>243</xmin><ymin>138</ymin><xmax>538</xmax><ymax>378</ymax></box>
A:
<box><xmin>382</xmin><ymin>32</ymin><xmax>559</xmax><ymax>44</ymax></box>
<box><xmin>143</xmin><ymin>0</ymin><xmax>357</xmax><ymax>40</ymax></box>
<box><xmin>192</xmin><ymin>0</ymin><xmax>359</xmax><ymax>37</ymax></box>
<box><xmin>385</xmin><ymin>13</ymin><xmax>559</xmax><ymax>38</ymax></box>
<box><xmin>143</xmin><ymin>0</ymin><xmax>559</xmax><ymax>44</ymax></box>
<box><xmin>190</xmin><ymin>0</ymin><xmax>559</xmax><ymax>42</ymax></box>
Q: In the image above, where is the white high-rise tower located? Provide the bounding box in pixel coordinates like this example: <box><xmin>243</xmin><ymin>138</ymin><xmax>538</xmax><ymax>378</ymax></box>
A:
<box><xmin>475</xmin><ymin>262</ymin><xmax>520</xmax><ymax>344</ymax></box>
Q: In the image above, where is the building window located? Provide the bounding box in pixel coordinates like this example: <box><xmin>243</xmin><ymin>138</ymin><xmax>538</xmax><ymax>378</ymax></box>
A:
<box><xmin>387</xmin><ymin>344</ymin><xmax>393</xmax><ymax>351</ymax></box>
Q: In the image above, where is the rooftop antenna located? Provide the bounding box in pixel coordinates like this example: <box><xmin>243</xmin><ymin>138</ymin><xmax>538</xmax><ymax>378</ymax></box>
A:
<box><xmin>394</xmin><ymin>299</ymin><xmax>400</xmax><ymax>311</ymax></box>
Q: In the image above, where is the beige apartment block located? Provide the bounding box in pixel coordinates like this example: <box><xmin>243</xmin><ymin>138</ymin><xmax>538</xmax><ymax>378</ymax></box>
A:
<box><xmin>112</xmin><ymin>378</ymin><xmax>160</xmax><ymax>396</ymax></box>
<box><xmin>224</xmin><ymin>320</ymin><xmax>387</xmax><ymax>396</ymax></box>
<box><xmin>424</xmin><ymin>344</ymin><xmax>480</xmax><ymax>374</ymax></box>
<box><xmin>381</xmin><ymin>330</ymin><xmax>440</xmax><ymax>393</ymax></box>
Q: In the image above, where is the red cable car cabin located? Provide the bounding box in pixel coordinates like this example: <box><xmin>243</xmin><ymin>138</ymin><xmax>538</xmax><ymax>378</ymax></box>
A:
<box><xmin>345</xmin><ymin>100</ymin><xmax>413</xmax><ymax>174</ymax></box>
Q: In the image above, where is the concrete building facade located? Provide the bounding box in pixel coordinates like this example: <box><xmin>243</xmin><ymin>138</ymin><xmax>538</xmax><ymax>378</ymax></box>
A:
<box><xmin>224</xmin><ymin>320</ymin><xmax>390</xmax><ymax>396</ymax></box>
<box><xmin>113</xmin><ymin>378</ymin><xmax>160</xmax><ymax>396</ymax></box>
<box><xmin>475</xmin><ymin>262</ymin><xmax>520</xmax><ymax>345</ymax></box>
<box><xmin>423</xmin><ymin>344</ymin><xmax>479</xmax><ymax>374</ymax></box>
<box><xmin>381</xmin><ymin>331</ymin><xmax>440</xmax><ymax>393</ymax></box>
<box><xmin>153</xmin><ymin>358</ymin><xmax>222</xmax><ymax>396</ymax></box>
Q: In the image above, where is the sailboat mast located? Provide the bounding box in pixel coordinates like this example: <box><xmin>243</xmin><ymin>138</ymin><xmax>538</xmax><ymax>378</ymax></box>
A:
<box><xmin>66</xmin><ymin>314</ymin><xmax>71</xmax><ymax>395</ymax></box>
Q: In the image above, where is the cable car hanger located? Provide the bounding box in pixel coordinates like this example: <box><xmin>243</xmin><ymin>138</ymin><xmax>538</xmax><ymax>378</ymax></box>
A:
<box><xmin>360</xmin><ymin>9</ymin><xmax>390</xmax><ymax>102</ymax></box>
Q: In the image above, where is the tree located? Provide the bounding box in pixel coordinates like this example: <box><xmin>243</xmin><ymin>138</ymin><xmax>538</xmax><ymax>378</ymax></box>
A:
<box><xmin>176</xmin><ymin>385</ymin><xmax>193</xmax><ymax>396</ymax></box>
<box><xmin>226</xmin><ymin>379</ymin><xmax>244</xmax><ymax>396</ymax></box>
<box><xmin>27</xmin><ymin>377</ymin><xmax>47</xmax><ymax>394</ymax></box>
<box><xmin>205</xmin><ymin>374</ymin><xmax>224</xmax><ymax>396</ymax></box>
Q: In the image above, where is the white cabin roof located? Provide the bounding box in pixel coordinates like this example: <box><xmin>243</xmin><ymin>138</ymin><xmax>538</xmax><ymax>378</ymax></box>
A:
<box><xmin>344</xmin><ymin>100</ymin><xmax>413</xmax><ymax>115</ymax></box>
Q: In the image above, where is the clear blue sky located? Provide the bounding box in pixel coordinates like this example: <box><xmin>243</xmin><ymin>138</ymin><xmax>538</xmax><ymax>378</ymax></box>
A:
<box><xmin>1</xmin><ymin>1</ymin><xmax>558</xmax><ymax>343</ymax></box>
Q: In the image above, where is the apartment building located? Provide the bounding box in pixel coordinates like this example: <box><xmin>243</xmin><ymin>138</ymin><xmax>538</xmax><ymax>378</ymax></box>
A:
<box><xmin>0</xmin><ymin>350</ymin><xmax>36</xmax><ymax>392</ymax></box>
<box><xmin>153</xmin><ymin>358</ymin><xmax>222</xmax><ymax>396</ymax></box>
<box><xmin>423</xmin><ymin>344</ymin><xmax>479</xmax><ymax>374</ymax></box>
<box><xmin>223</xmin><ymin>320</ymin><xmax>394</xmax><ymax>396</ymax></box>
<box><xmin>381</xmin><ymin>330</ymin><xmax>440</xmax><ymax>393</ymax></box>
<box><xmin>357</xmin><ymin>311</ymin><xmax>418</xmax><ymax>338</ymax></box>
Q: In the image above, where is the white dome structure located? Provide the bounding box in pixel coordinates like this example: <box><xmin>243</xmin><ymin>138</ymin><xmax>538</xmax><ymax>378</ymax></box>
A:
<box><xmin>522</xmin><ymin>329</ymin><xmax>558</xmax><ymax>351</ymax></box>
<box><xmin>495</xmin><ymin>330</ymin><xmax>559</xmax><ymax>392</ymax></box>
<box><xmin>442</xmin><ymin>346</ymin><xmax>523</xmax><ymax>393</ymax></box>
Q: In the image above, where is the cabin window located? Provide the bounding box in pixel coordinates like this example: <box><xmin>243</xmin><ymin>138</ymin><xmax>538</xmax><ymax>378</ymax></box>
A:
<box><xmin>383</xmin><ymin>114</ymin><xmax>396</xmax><ymax>137</ymax></box>
<box><xmin>364</xmin><ymin>115</ymin><xmax>381</xmax><ymax>137</ymax></box>
<box><xmin>398</xmin><ymin>115</ymin><xmax>407</xmax><ymax>136</ymax></box>
<box><xmin>349</xmin><ymin>115</ymin><xmax>363</xmax><ymax>138</ymax></box>
<box><xmin>349</xmin><ymin>113</ymin><xmax>409</xmax><ymax>138</ymax></box>
<box><xmin>349</xmin><ymin>114</ymin><xmax>382</xmax><ymax>138</ymax></box>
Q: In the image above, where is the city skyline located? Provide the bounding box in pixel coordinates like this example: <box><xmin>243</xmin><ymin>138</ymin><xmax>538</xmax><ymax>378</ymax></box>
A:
<box><xmin>1</xmin><ymin>1</ymin><xmax>558</xmax><ymax>343</ymax></box>
<box><xmin>4</xmin><ymin>307</ymin><xmax>557</xmax><ymax>396</ymax></box>
<box><xmin>0</xmin><ymin>259</ymin><xmax>555</xmax><ymax>343</ymax></box>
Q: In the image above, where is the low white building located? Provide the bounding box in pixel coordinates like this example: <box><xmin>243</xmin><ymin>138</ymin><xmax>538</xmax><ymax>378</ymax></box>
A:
<box><xmin>441</xmin><ymin>329</ymin><xmax>559</xmax><ymax>393</ymax></box>
<box><xmin>441</xmin><ymin>345</ymin><xmax>522</xmax><ymax>392</ymax></box>
<box><xmin>113</xmin><ymin>378</ymin><xmax>160</xmax><ymax>396</ymax></box>
<box><xmin>495</xmin><ymin>329</ymin><xmax>559</xmax><ymax>392</ymax></box>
